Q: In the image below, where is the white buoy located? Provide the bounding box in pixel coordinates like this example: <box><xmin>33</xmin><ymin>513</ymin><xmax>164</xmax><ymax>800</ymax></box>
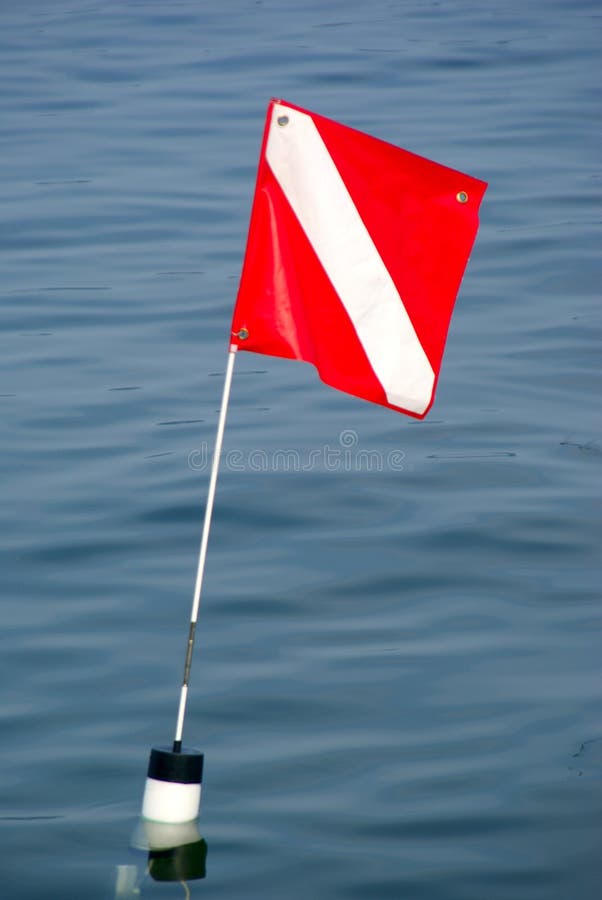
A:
<box><xmin>141</xmin><ymin>746</ymin><xmax>204</xmax><ymax>824</ymax></box>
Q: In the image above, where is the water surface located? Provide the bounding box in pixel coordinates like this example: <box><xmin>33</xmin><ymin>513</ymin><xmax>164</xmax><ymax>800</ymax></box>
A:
<box><xmin>0</xmin><ymin>1</ymin><xmax>600</xmax><ymax>898</ymax></box>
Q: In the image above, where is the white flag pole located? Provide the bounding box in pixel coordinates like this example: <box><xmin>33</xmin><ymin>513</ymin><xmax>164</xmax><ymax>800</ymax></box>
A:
<box><xmin>172</xmin><ymin>343</ymin><xmax>238</xmax><ymax>752</ymax></box>
<box><xmin>141</xmin><ymin>343</ymin><xmax>239</xmax><ymax>824</ymax></box>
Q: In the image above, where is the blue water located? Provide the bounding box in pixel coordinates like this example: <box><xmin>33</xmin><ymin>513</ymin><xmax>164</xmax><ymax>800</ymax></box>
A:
<box><xmin>1</xmin><ymin>1</ymin><xmax>600</xmax><ymax>897</ymax></box>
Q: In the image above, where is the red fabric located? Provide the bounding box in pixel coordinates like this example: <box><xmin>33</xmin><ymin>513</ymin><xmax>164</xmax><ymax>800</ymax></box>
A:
<box><xmin>231</xmin><ymin>98</ymin><xmax>487</xmax><ymax>418</ymax></box>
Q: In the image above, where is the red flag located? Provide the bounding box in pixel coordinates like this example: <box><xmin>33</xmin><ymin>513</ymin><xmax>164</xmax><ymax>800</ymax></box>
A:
<box><xmin>231</xmin><ymin>99</ymin><xmax>487</xmax><ymax>418</ymax></box>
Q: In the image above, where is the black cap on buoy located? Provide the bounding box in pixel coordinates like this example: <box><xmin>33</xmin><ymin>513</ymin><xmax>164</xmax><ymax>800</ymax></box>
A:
<box><xmin>147</xmin><ymin>746</ymin><xmax>204</xmax><ymax>783</ymax></box>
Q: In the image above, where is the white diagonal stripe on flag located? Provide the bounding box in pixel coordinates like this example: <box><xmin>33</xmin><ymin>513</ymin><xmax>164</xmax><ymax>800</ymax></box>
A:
<box><xmin>266</xmin><ymin>103</ymin><xmax>435</xmax><ymax>414</ymax></box>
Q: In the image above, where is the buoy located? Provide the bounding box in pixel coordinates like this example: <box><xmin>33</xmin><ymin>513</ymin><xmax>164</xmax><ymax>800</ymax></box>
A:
<box><xmin>141</xmin><ymin>746</ymin><xmax>203</xmax><ymax>824</ymax></box>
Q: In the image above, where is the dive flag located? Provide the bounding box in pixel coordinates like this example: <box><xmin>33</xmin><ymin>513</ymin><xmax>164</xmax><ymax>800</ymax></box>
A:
<box><xmin>231</xmin><ymin>99</ymin><xmax>487</xmax><ymax>418</ymax></box>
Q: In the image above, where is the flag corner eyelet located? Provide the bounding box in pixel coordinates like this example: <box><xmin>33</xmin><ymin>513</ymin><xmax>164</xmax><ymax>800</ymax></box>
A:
<box><xmin>235</xmin><ymin>327</ymin><xmax>249</xmax><ymax>340</ymax></box>
<box><xmin>456</xmin><ymin>191</ymin><xmax>469</xmax><ymax>204</ymax></box>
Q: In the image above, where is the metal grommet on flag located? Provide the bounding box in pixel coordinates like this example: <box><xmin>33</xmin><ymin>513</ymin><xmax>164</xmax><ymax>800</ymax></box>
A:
<box><xmin>456</xmin><ymin>191</ymin><xmax>469</xmax><ymax>203</ymax></box>
<box><xmin>277</xmin><ymin>115</ymin><xmax>289</xmax><ymax>126</ymax></box>
<box><xmin>235</xmin><ymin>327</ymin><xmax>249</xmax><ymax>340</ymax></box>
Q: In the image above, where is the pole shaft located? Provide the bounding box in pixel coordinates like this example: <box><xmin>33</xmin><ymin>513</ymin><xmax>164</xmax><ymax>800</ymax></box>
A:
<box><xmin>173</xmin><ymin>345</ymin><xmax>237</xmax><ymax>751</ymax></box>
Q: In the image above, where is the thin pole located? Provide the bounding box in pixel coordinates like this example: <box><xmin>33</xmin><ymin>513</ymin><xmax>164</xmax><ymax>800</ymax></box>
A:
<box><xmin>173</xmin><ymin>345</ymin><xmax>238</xmax><ymax>752</ymax></box>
